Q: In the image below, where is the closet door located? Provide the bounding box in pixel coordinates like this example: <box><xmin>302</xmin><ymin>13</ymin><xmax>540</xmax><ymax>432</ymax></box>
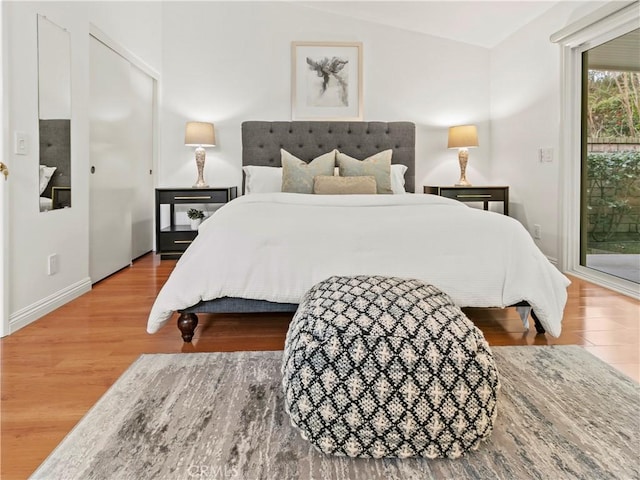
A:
<box><xmin>129</xmin><ymin>64</ymin><xmax>154</xmax><ymax>259</ymax></box>
<box><xmin>89</xmin><ymin>36</ymin><xmax>133</xmax><ymax>283</ymax></box>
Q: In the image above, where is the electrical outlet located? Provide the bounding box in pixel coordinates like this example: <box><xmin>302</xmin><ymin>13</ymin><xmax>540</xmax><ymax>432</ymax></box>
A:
<box><xmin>533</xmin><ymin>224</ymin><xmax>542</xmax><ymax>240</ymax></box>
<box><xmin>47</xmin><ymin>254</ymin><xmax>59</xmax><ymax>275</ymax></box>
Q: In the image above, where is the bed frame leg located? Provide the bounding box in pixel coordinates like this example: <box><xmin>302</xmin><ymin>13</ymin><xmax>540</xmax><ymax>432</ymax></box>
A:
<box><xmin>177</xmin><ymin>313</ymin><xmax>198</xmax><ymax>342</ymax></box>
<box><xmin>531</xmin><ymin>310</ymin><xmax>546</xmax><ymax>335</ymax></box>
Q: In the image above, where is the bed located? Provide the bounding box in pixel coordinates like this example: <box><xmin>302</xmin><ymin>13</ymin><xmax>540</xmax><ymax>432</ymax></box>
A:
<box><xmin>147</xmin><ymin>121</ymin><xmax>570</xmax><ymax>342</ymax></box>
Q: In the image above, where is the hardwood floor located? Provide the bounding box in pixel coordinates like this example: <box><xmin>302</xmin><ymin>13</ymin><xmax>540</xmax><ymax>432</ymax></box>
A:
<box><xmin>1</xmin><ymin>253</ymin><xmax>638</xmax><ymax>479</ymax></box>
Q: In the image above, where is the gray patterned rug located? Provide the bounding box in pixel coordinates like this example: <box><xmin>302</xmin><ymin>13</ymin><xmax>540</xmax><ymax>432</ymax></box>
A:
<box><xmin>31</xmin><ymin>346</ymin><xmax>639</xmax><ymax>480</ymax></box>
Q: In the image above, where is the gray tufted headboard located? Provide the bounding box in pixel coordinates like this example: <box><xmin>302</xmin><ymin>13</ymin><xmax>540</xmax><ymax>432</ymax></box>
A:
<box><xmin>242</xmin><ymin>121</ymin><xmax>415</xmax><ymax>193</ymax></box>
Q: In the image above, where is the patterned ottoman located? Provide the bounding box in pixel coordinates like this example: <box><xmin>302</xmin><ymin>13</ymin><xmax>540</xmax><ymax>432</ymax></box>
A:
<box><xmin>282</xmin><ymin>275</ymin><xmax>500</xmax><ymax>459</ymax></box>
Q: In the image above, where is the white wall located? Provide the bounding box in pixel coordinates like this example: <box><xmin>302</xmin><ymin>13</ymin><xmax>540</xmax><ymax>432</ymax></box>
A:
<box><xmin>159</xmin><ymin>2</ymin><xmax>491</xmax><ymax>193</ymax></box>
<box><xmin>489</xmin><ymin>1</ymin><xmax>610</xmax><ymax>262</ymax></box>
<box><xmin>5</xmin><ymin>1</ymin><xmax>161</xmax><ymax>331</ymax></box>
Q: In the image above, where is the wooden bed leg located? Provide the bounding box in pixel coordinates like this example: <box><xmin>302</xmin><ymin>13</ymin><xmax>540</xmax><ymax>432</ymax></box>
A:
<box><xmin>531</xmin><ymin>310</ymin><xmax>546</xmax><ymax>335</ymax></box>
<box><xmin>177</xmin><ymin>313</ymin><xmax>198</xmax><ymax>342</ymax></box>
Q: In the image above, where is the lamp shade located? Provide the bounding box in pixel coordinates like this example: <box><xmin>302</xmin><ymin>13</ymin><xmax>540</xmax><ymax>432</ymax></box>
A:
<box><xmin>447</xmin><ymin>125</ymin><xmax>478</xmax><ymax>149</ymax></box>
<box><xmin>185</xmin><ymin>121</ymin><xmax>216</xmax><ymax>147</ymax></box>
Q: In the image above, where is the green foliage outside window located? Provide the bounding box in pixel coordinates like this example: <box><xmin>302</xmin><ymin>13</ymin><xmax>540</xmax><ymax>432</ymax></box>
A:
<box><xmin>587</xmin><ymin>71</ymin><xmax>640</xmax><ymax>138</ymax></box>
<box><xmin>586</xmin><ymin>151</ymin><xmax>639</xmax><ymax>243</ymax></box>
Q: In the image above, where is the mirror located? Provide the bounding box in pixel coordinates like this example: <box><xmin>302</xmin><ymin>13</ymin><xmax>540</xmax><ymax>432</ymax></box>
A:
<box><xmin>37</xmin><ymin>15</ymin><xmax>71</xmax><ymax>212</ymax></box>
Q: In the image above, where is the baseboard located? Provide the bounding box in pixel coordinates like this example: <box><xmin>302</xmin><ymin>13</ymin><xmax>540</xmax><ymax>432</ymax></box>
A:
<box><xmin>567</xmin><ymin>267</ymin><xmax>640</xmax><ymax>300</ymax></box>
<box><xmin>9</xmin><ymin>277</ymin><xmax>92</xmax><ymax>334</ymax></box>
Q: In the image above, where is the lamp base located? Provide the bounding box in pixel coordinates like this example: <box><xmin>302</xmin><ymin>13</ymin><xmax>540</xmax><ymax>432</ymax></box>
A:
<box><xmin>193</xmin><ymin>146</ymin><xmax>208</xmax><ymax>188</ymax></box>
<box><xmin>455</xmin><ymin>148</ymin><xmax>471</xmax><ymax>187</ymax></box>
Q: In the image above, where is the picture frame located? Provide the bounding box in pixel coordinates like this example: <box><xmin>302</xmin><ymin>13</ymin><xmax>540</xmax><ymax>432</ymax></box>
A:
<box><xmin>291</xmin><ymin>41</ymin><xmax>363</xmax><ymax>121</ymax></box>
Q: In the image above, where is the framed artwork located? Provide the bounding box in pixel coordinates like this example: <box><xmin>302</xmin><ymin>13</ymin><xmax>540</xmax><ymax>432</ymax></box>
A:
<box><xmin>291</xmin><ymin>41</ymin><xmax>363</xmax><ymax>120</ymax></box>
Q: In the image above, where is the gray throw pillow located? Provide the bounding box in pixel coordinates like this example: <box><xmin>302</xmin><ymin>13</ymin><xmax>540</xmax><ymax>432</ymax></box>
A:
<box><xmin>336</xmin><ymin>150</ymin><xmax>393</xmax><ymax>194</ymax></box>
<box><xmin>281</xmin><ymin>149</ymin><xmax>337</xmax><ymax>194</ymax></box>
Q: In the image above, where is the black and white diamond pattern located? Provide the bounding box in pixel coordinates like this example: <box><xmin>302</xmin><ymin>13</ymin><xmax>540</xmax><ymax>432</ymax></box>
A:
<box><xmin>282</xmin><ymin>276</ymin><xmax>500</xmax><ymax>459</ymax></box>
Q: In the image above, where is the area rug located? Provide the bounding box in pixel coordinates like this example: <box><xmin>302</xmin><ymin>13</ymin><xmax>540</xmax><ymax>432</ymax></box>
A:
<box><xmin>31</xmin><ymin>346</ymin><xmax>639</xmax><ymax>480</ymax></box>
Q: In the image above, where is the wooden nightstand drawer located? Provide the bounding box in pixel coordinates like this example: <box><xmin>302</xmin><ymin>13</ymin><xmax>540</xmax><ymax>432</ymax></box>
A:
<box><xmin>159</xmin><ymin>230</ymin><xmax>197</xmax><ymax>252</ymax></box>
<box><xmin>442</xmin><ymin>187</ymin><xmax>506</xmax><ymax>202</ymax></box>
<box><xmin>424</xmin><ymin>185</ymin><xmax>509</xmax><ymax>216</ymax></box>
<box><xmin>158</xmin><ymin>189</ymin><xmax>230</xmax><ymax>204</ymax></box>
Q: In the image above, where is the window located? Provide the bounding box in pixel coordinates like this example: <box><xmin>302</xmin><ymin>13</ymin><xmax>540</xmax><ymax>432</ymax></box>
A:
<box><xmin>581</xmin><ymin>30</ymin><xmax>639</xmax><ymax>284</ymax></box>
<box><xmin>554</xmin><ymin>2</ymin><xmax>640</xmax><ymax>298</ymax></box>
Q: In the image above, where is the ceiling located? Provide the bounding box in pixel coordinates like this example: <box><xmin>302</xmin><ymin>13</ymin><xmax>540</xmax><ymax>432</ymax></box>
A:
<box><xmin>299</xmin><ymin>1</ymin><xmax>560</xmax><ymax>49</ymax></box>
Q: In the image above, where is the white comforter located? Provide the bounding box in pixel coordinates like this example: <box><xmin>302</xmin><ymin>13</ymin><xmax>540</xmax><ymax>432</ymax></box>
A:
<box><xmin>147</xmin><ymin>193</ymin><xmax>570</xmax><ymax>336</ymax></box>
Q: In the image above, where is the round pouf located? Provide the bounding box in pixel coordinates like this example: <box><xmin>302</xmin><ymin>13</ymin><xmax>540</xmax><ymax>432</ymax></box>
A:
<box><xmin>282</xmin><ymin>275</ymin><xmax>500</xmax><ymax>459</ymax></box>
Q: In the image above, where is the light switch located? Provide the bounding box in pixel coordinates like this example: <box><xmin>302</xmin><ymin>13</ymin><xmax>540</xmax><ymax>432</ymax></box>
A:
<box><xmin>14</xmin><ymin>131</ymin><xmax>28</xmax><ymax>155</ymax></box>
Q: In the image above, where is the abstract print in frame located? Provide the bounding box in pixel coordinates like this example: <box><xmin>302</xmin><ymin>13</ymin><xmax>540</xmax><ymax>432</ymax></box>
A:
<box><xmin>292</xmin><ymin>42</ymin><xmax>363</xmax><ymax>120</ymax></box>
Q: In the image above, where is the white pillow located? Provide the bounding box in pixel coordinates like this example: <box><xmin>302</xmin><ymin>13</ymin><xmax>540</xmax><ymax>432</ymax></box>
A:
<box><xmin>243</xmin><ymin>165</ymin><xmax>282</xmax><ymax>194</ymax></box>
<box><xmin>391</xmin><ymin>164</ymin><xmax>408</xmax><ymax>194</ymax></box>
<box><xmin>39</xmin><ymin>165</ymin><xmax>57</xmax><ymax>195</ymax></box>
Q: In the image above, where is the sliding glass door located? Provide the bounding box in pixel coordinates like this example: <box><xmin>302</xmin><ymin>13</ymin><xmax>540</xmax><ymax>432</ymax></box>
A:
<box><xmin>581</xmin><ymin>29</ymin><xmax>639</xmax><ymax>284</ymax></box>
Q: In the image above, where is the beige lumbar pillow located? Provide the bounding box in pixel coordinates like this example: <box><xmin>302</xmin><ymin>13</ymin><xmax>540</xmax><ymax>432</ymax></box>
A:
<box><xmin>281</xmin><ymin>149</ymin><xmax>337</xmax><ymax>194</ymax></box>
<box><xmin>336</xmin><ymin>150</ymin><xmax>393</xmax><ymax>194</ymax></box>
<box><xmin>313</xmin><ymin>175</ymin><xmax>377</xmax><ymax>195</ymax></box>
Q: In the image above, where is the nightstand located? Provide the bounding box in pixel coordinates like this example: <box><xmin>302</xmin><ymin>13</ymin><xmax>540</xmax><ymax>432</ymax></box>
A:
<box><xmin>424</xmin><ymin>185</ymin><xmax>509</xmax><ymax>216</ymax></box>
<box><xmin>155</xmin><ymin>187</ymin><xmax>238</xmax><ymax>259</ymax></box>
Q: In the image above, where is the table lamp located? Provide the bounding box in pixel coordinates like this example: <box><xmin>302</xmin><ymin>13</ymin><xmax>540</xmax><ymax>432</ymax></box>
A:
<box><xmin>185</xmin><ymin>121</ymin><xmax>216</xmax><ymax>188</ymax></box>
<box><xmin>448</xmin><ymin>125</ymin><xmax>478</xmax><ymax>186</ymax></box>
